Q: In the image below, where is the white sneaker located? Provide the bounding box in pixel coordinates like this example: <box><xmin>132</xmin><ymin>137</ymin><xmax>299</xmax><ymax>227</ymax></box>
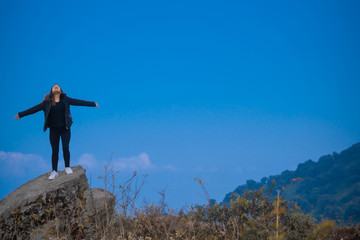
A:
<box><xmin>49</xmin><ymin>170</ymin><xmax>59</xmax><ymax>180</ymax></box>
<box><xmin>65</xmin><ymin>167</ymin><xmax>73</xmax><ymax>175</ymax></box>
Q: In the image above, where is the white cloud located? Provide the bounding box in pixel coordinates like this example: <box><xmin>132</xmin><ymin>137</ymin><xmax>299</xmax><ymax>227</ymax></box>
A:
<box><xmin>162</xmin><ymin>165</ymin><xmax>178</xmax><ymax>171</ymax></box>
<box><xmin>113</xmin><ymin>152</ymin><xmax>152</xmax><ymax>171</ymax></box>
<box><xmin>77</xmin><ymin>153</ymin><xmax>98</xmax><ymax>169</ymax></box>
<box><xmin>0</xmin><ymin>151</ymin><xmax>50</xmax><ymax>177</ymax></box>
<box><xmin>75</xmin><ymin>152</ymin><xmax>177</xmax><ymax>173</ymax></box>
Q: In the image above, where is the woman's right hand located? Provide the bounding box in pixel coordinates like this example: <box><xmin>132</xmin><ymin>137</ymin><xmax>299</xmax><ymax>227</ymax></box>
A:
<box><xmin>14</xmin><ymin>114</ymin><xmax>20</xmax><ymax>120</ymax></box>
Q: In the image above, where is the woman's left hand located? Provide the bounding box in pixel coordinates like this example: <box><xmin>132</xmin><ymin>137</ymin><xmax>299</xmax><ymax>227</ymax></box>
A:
<box><xmin>95</xmin><ymin>103</ymin><xmax>99</xmax><ymax>107</ymax></box>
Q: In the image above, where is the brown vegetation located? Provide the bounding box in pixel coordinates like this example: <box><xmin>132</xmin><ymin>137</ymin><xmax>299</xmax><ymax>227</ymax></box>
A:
<box><xmin>2</xmin><ymin>158</ymin><xmax>360</xmax><ymax>239</ymax></box>
<box><xmin>85</xmin><ymin>160</ymin><xmax>360</xmax><ymax>240</ymax></box>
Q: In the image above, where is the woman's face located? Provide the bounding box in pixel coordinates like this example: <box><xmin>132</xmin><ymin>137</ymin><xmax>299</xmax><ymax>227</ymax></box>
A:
<box><xmin>52</xmin><ymin>85</ymin><xmax>61</xmax><ymax>94</ymax></box>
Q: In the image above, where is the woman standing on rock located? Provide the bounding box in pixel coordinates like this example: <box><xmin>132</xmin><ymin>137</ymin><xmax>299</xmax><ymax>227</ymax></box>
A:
<box><xmin>14</xmin><ymin>84</ymin><xmax>99</xmax><ymax>180</ymax></box>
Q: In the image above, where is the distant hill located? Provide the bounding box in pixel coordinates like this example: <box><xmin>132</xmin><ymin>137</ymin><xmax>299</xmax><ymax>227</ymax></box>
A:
<box><xmin>222</xmin><ymin>142</ymin><xmax>360</xmax><ymax>223</ymax></box>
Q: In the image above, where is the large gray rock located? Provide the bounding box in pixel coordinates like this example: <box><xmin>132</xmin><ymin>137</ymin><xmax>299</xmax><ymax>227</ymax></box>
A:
<box><xmin>0</xmin><ymin>165</ymin><xmax>115</xmax><ymax>239</ymax></box>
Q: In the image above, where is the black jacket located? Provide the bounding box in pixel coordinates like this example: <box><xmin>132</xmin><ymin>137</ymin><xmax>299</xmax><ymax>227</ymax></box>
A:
<box><xmin>18</xmin><ymin>94</ymin><xmax>96</xmax><ymax>132</ymax></box>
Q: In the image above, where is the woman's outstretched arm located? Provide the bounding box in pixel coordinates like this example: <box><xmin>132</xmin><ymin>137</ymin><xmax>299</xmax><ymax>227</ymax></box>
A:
<box><xmin>15</xmin><ymin>102</ymin><xmax>45</xmax><ymax>119</ymax></box>
<box><xmin>68</xmin><ymin>97</ymin><xmax>99</xmax><ymax>107</ymax></box>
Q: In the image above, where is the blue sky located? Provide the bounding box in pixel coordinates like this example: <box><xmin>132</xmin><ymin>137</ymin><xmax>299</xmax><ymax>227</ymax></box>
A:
<box><xmin>1</xmin><ymin>0</ymin><xmax>359</xmax><ymax>210</ymax></box>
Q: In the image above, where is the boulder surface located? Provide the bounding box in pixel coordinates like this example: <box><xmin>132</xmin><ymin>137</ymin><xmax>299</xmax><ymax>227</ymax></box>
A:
<box><xmin>0</xmin><ymin>165</ymin><xmax>115</xmax><ymax>239</ymax></box>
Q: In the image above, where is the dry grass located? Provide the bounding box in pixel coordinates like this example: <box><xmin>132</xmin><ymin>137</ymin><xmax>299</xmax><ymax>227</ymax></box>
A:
<box><xmin>86</xmin><ymin>159</ymin><xmax>360</xmax><ymax>240</ymax></box>
<box><xmin>1</xmin><ymin>157</ymin><xmax>359</xmax><ymax>240</ymax></box>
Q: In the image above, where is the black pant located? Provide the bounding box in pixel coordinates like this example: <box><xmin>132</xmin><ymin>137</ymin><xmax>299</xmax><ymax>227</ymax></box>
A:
<box><xmin>49</xmin><ymin>127</ymin><xmax>71</xmax><ymax>171</ymax></box>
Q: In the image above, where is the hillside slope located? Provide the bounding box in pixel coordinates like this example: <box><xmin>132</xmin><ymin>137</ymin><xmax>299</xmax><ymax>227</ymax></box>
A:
<box><xmin>222</xmin><ymin>142</ymin><xmax>360</xmax><ymax>223</ymax></box>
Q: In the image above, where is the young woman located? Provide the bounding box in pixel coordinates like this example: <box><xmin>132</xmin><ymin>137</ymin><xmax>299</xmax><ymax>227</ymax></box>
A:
<box><xmin>15</xmin><ymin>84</ymin><xmax>99</xmax><ymax>180</ymax></box>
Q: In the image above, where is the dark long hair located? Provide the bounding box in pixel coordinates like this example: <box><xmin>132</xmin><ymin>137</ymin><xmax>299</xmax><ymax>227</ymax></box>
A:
<box><xmin>43</xmin><ymin>84</ymin><xmax>66</xmax><ymax>106</ymax></box>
